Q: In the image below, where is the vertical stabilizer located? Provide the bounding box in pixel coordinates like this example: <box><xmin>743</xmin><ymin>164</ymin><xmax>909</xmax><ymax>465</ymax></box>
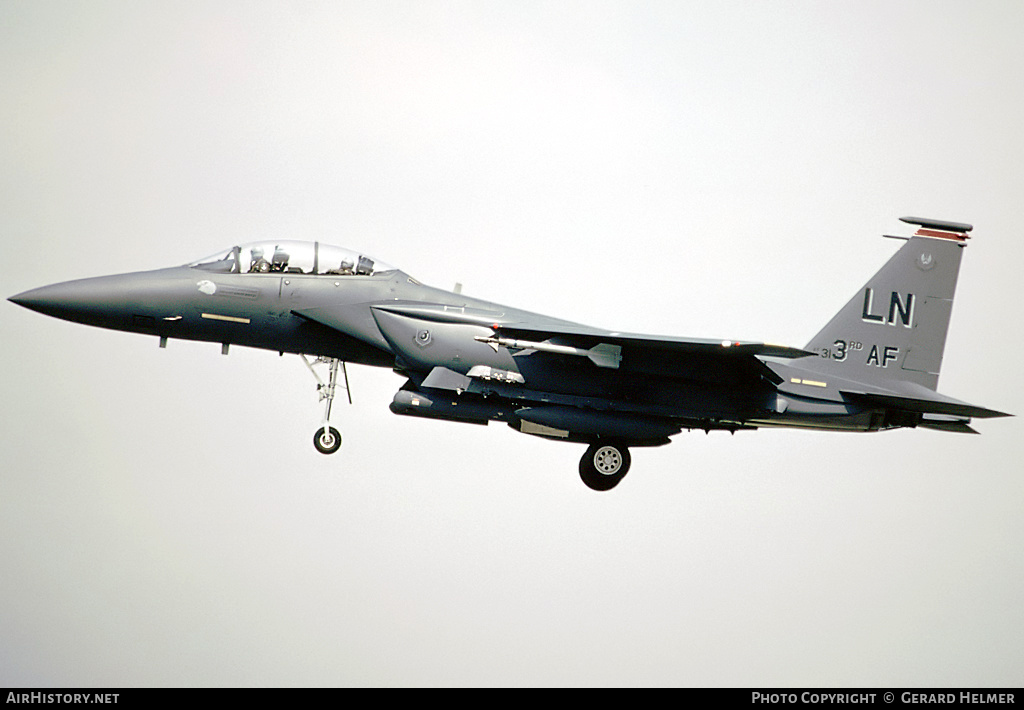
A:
<box><xmin>801</xmin><ymin>218</ymin><xmax>972</xmax><ymax>391</ymax></box>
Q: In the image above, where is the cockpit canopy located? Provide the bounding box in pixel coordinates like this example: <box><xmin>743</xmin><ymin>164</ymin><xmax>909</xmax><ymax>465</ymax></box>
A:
<box><xmin>189</xmin><ymin>241</ymin><xmax>397</xmax><ymax>276</ymax></box>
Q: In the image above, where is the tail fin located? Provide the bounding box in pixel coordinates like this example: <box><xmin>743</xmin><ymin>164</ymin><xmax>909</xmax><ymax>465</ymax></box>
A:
<box><xmin>801</xmin><ymin>217</ymin><xmax>973</xmax><ymax>391</ymax></box>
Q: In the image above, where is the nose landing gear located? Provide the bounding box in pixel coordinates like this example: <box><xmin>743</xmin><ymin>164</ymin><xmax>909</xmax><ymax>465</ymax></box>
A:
<box><xmin>301</xmin><ymin>355</ymin><xmax>350</xmax><ymax>455</ymax></box>
<box><xmin>314</xmin><ymin>425</ymin><xmax>342</xmax><ymax>454</ymax></box>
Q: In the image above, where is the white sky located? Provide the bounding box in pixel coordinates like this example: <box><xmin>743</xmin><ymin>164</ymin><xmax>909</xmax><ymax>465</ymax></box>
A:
<box><xmin>2</xmin><ymin>0</ymin><xmax>1022</xmax><ymax>686</ymax></box>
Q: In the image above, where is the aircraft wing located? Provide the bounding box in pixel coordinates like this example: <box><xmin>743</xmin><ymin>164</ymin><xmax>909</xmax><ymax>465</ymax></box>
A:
<box><xmin>493</xmin><ymin>323</ymin><xmax>815</xmax><ymax>358</ymax></box>
<box><xmin>489</xmin><ymin>322</ymin><xmax>815</xmax><ymax>385</ymax></box>
<box><xmin>491</xmin><ymin>321</ymin><xmax>811</xmax><ymax>354</ymax></box>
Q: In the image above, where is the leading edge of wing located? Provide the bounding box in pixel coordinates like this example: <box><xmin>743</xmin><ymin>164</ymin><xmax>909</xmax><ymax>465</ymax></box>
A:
<box><xmin>492</xmin><ymin>323</ymin><xmax>816</xmax><ymax>360</ymax></box>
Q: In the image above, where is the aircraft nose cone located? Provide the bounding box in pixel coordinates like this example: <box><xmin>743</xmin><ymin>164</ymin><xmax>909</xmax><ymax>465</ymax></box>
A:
<box><xmin>11</xmin><ymin>269</ymin><xmax>193</xmax><ymax>332</ymax></box>
<box><xmin>9</xmin><ymin>283</ymin><xmax>74</xmax><ymax>317</ymax></box>
<box><xmin>9</xmin><ymin>274</ymin><xmax>146</xmax><ymax>328</ymax></box>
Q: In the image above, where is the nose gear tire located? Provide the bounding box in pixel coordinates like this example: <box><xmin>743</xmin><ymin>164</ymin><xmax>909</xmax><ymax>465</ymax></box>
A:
<box><xmin>314</xmin><ymin>426</ymin><xmax>342</xmax><ymax>454</ymax></box>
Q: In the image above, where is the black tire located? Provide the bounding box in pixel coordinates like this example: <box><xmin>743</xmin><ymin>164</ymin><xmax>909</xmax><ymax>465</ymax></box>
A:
<box><xmin>579</xmin><ymin>442</ymin><xmax>631</xmax><ymax>491</ymax></box>
<box><xmin>313</xmin><ymin>426</ymin><xmax>342</xmax><ymax>455</ymax></box>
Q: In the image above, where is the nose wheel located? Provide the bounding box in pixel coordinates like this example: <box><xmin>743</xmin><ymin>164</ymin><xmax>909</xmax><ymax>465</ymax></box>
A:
<box><xmin>301</xmin><ymin>355</ymin><xmax>350</xmax><ymax>455</ymax></box>
<box><xmin>314</xmin><ymin>426</ymin><xmax>342</xmax><ymax>454</ymax></box>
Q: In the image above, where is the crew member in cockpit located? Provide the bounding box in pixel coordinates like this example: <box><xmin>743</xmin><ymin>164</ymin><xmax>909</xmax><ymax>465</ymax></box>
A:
<box><xmin>327</xmin><ymin>259</ymin><xmax>355</xmax><ymax>275</ymax></box>
<box><xmin>250</xmin><ymin>247</ymin><xmax>270</xmax><ymax>273</ymax></box>
<box><xmin>270</xmin><ymin>246</ymin><xmax>290</xmax><ymax>272</ymax></box>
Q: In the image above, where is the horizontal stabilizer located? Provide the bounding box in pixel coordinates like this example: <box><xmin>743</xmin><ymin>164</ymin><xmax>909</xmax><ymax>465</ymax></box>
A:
<box><xmin>841</xmin><ymin>390</ymin><xmax>1010</xmax><ymax>419</ymax></box>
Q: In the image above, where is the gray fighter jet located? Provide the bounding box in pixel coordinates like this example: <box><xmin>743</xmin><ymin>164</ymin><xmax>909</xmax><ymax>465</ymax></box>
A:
<box><xmin>9</xmin><ymin>216</ymin><xmax>1009</xmax><ymax>490</ymax></box>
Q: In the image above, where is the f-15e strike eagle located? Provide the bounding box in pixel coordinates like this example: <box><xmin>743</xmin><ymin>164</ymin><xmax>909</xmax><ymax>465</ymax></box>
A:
<box><xmin>10</xmin><ymin>216</ymin><xmax>1009</xmax><ymax>490</ymax></box>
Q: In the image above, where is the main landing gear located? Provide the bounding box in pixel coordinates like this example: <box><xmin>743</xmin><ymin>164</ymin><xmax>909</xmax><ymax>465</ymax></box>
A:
<box><xmin>579</xmin><ymin>442</ymin><xmax>631</xmax><ymax>491</ymax></box>
<box><xmin>301</xmin><ymin>355</ymin><xmax>350</xmax><ymax>455</ymax></box>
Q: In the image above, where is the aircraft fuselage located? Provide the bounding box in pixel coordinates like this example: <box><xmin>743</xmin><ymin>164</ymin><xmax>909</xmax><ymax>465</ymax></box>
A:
<box><xmin>10</xmin><ymin>220</ymin><xmax>1009</xmax><ymax>490</ymax></box>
